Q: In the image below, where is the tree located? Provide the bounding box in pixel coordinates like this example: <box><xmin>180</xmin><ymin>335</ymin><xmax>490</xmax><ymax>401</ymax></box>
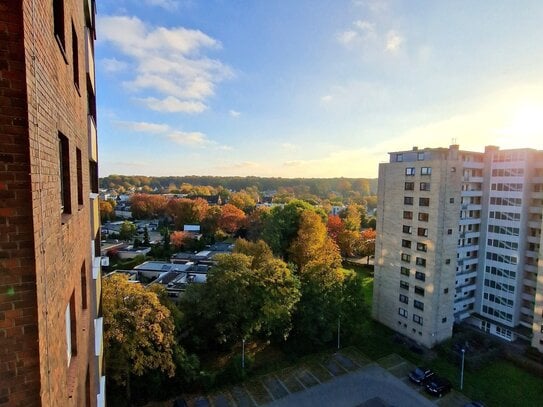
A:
<box><xmin>289</xmin><ymin>210</ymin><xmax>341</xmax><ymax>272</ymax></box>
<box><xmin>142</xmin><ymin>227</ymin><xmax>151</xmax><ymax>247</ymax></box>
<box><xmin>261</xmin><ymin>199</ymin><xmax>321</xmax><ymax>258</ymax></box>
<box><xmin>228</xmin><ymin>190</ymin><xmax>256</xmax><ymax>212</ymax></box>
<box><xmin>359</xmin><ymin>229</ymin><xmax>376</xmax><ymax>263</ymax></box>
<box><xmin>292</xmin><ymin>265</ymin><xmax>344</xmax><ymax>348</ymax></box>
<box><xmin>119</xmin><ymin>221</ymin><xmax>136</xmax><ymax>241</ymax></box>
<box><xmin>234</xmin><ymin>239</ymin><xmax>274</xmax><ymax>269</ymax></box>
<box><xmin>218</xmin><ymin>204</ymin><xmax>246</xmax><ymax>234</ymax></box>
<box><xmin>130</xmin><ymin>194</ymin><xmax>168</xmax><ymax>219</ymax></box>
<box><xmin>337</xmin><ymin>229</ymin><xmax>360</xmax><ymax>257</ymax></box>
<box><xmin>99</xmin><ymin>199</ymin><xmax>115</xmax><ymax>222</ymax></box>
<box><xmin>326</xmin><ymin>214</ymin><xmax>345</xmax><ymax>244</ymax></box>
<box><xmin>170</xmin><ymin>231</ymin><xmax>189</xmax><ymax>250</ymax></box>
<box><xmin>103</xmin><ymin>274</ymin><xmax>175</xmax><ymax>401</ymax></box>
<box><xmin>181</xmin><ymin>254</ymin><xmax>300</xmax><ymax>349</ymax></box>
<box><xmin>342</xmin><ymin>204</ymin><xmax>362</xmax><ymax>232</ymax></box>
<box><xmin>242</xmin><ymin>206</ymin><xmax>270</xmax><ymax>241</ymax></box>
<box><xmin>167</xmin><ymin>198</ymin><xmax>209</xmax><ymax>230</ymax></box>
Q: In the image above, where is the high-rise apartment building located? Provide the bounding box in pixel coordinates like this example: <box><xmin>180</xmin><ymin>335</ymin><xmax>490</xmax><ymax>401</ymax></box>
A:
<box><xmin>0</xmin><ymin>0</ymin><xmax>104</xmax><ymax>405</ymax></box>
<box><xmin>373</xmin><ymin>145</ymin><xmax>543</xmax><ymax>352</ymax></box>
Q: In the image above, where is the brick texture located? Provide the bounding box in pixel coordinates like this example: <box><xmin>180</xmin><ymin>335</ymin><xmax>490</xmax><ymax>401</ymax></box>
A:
<box><xmin>0</xmin><ymin>0</ymin><xmax>98</xmax><ymax>405</ymax></box>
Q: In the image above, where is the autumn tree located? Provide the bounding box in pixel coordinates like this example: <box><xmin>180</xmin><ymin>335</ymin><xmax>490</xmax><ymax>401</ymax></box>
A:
<box><xmin>103</xmin><ymin>274</ymin><xmax>175</xmax><ymax>401</ymax></box>
<box><xmin>326</xmin><ymin>214</ymin><xmax>345</xmax><ymax>244</ymax></box>
<box><xmin>167</xmin><ymin>198</ymin><xmax>209</xmax><ymax>230</ymax></box>
<box><xmin>99</xmin><ymin>199</ymin><xmax>115</xmax><ymax>222</ymax></box>
<box><xmin>201</xmin><ymin>205</ymin><xmax>222</xmax><ymax>237</ymax></box>
<box><xmin>170</xmin><ymin>231</ymin><xmax>190</xmax><ymax>249</ymax></box>
<box><xmin>130</xmin><ymin>194</ymin><xmax>168</xmax><ymax>219</ymax></box>
<box><xmin>341</xmin><ymin>204</ymin><xmax>362</xmax><ymax>231</ymax></box>
<box><xmin>218</xmin><ymin>204</ymin><xmax>246</xmax><ymax>234</ymax></box>
<box><xmin>289</xmin><ymin>210</ymin><xmax>341</xmax><ymax>272</ymax></box>
<box><xmin>359</xmin><ymin>229</ymin><xmax>376</xmax><ymax>263</ymax></box>
<box><xmin>242</xmin><ymin>206</ymin><xmax>270</xmax><ymax>241</ymax></box>
<box><xmin>337</xmin><ymin>229</ymin><xmax>360</xmax><ymax>257</ymax></box>
<box><xmin>228</xmin><ymin>190</ymin><xmax>257</xmax><ymax>212</ymax></box>
<box><xmin>234</xmin><ymin>239</ymin><xmax>274</xmax><ymax>269</ymax></box>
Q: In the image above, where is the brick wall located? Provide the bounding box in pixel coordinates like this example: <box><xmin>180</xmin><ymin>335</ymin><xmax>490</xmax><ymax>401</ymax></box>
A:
<box><xmin>0</xmin><ymin>1</ymin><xmax>41</xmax><ymax>406</ymax></box>
<box><xmin>0</xmin><ymin>0</ymin><xmax>97</xmax><ymax>405</ymax></box>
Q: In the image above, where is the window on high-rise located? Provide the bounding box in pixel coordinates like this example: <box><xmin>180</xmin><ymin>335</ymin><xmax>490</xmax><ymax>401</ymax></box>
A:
<box><xmin>72</xmin><ymin>22</ymin><xmax>79</xmax><ymax>91</ymax></box>
<box><xmin>421</xmin><ymin>167</ymin><xmax>432</xmax><ymax>175</ymax></box>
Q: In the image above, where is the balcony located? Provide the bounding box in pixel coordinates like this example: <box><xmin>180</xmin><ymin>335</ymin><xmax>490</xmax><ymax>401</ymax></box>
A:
<box><xmin>529</xmin><ymin>206</ymin><xmax>542</xmax><ymax>215</ymax></box>
<box><xmin>525</xmin><ymin>264</ymin><xmax>537</xmax><ymax>273</ymax></box>
<box><xmin>461</xmin><ymin>190</ymin><xmax>483</xmax><ymax>197</ymax></box>
<box><xmin>522</xmin><ymin>292</ymin><xmax>536</xmax><ymax>303</ymax></box>
<box><xmin>459</xmin><ymin>218</ymin><xmax>481</xmax><ymax>226</ymax></box>
<box><xmin>94</xmin><ymin>317</ymin><xmax>103</xmax><ymax>356</ymax></box>
<box><xmin>527</xmin><ymin>235</ymin><xmax>540</xmax><ymax>244</ymax></box>
<box><xmin>525</xmin><ymin>250</ymin><xmax>539</xmax><ymax>258</ymax></box>
<box><xmin>527</xmin><ymin>220</ymin><xmax>541</xmax><ymax>229</ymax></box>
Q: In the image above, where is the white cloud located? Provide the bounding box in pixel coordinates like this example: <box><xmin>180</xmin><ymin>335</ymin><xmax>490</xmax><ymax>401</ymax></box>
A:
<box><xmin>217</xmin><ymin>145</ymin><xmax>233</xmax><ymax>151</ymax></box>
<box><xmin>116</xmin><ymin>120</ymin><xmax>170</xmax><ymax>133</ymax></box>
<box><xmin>385</xmin><ymin>30</ymin><xmax>404</xmax><ymax>52</ymax></box>
<box><xmin>166</xmin><ymin>131</ymin><xmax>210</xmax><ymax>146</ymax></box>
<box><xmin>229</xmin><ymin>110</ymin><xmax>241</xmax><ymax>117</ymax></box>
<box><xmin>139</xmin><ymin>96</ymin><xmax>207</xmax><ymax>113</ymax></box>
<box><xmin>337</xmin><ymin>30</ymin><xmax>358</xmax><ymax>45</ymax></box>
<box><xmin>114</xmin><ymin>120</ymin><xmax>212</xmax><ymax>147</ymax></box>
<box><xmin>320</xmin><ymin>95</ymin><xmax>333</xmax><ymax>103</ymax></box>
<box><xmin>354</xmin><ymin>20</ymin><xmax>377</xmax><ymax>39</ymax></box>
<box><xmin>98</xmin><ymin>15</ymin><xmax>232</xmax><ymax>114</ymax></box>
<box><xmin>101</xmin><ymin>57</ymin><xmax>128</xmax><ymax>73</ymax></box>
<box><xmin>281</xmin><ymin>143</ymin><xmax>298</xmax><ymax>151</ymax></box>
<box><xmin>145</xmin><ymin>0</ymin><xmax>179</xmax><ymax>10</ymax></box>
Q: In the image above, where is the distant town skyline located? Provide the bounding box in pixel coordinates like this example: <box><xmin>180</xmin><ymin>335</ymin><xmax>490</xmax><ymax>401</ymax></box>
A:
<box><xmin>97</xmin><ymin>0</ymin><xmax>543</xmax><ymax>178</ymax></box>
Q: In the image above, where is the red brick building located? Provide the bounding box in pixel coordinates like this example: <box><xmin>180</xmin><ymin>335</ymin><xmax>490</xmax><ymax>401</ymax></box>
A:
<box><xmin>0</xmin><ymin>0</ymin><xmax>104</xmax><ymax>405</ymax></box>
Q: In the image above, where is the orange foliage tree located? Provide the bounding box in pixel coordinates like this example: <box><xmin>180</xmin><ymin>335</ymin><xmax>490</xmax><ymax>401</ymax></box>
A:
<box><xmin>218</xmin><ymin>204</ymin><xmax>246</xmax><ymax>234</ymax></box>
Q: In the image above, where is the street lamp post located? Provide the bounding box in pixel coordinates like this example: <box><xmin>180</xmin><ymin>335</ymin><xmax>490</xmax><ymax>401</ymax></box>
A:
<box><xmin>242</xmin><ymin>338</ymin><xmax>246</xmax><ymax>370</ymax></box>
<box><xmin>460</xmin><ymin>348</ymin><xmax>465</xmax><ymax>390</ymax></box>
<box><xmin>337</xmin><ymin>316</ymin><xmax>341</xmax><ymax>350</ymax></box>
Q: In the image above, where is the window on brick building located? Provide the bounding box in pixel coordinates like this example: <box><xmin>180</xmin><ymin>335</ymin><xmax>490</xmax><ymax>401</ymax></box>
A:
<box><xmin>416</xmin><ymin>257</ymin><xmax>426</xmax><ymax>267</ymax></box>
<box><xmin>400</xmin><ymin>281</ymin><xmax>409</xmax><ymax>290</ymax></box>
<box><xmin>400</xmin><ymin>267</ymin><xmax>410</xmax><ymax>276</ymax></box>
<box><xmin>399</xmin><ymin>308</ymin><xmax>408</xmax><ymax>317</ymax></box>
<box><xmin>59</xmin><ymin>133</ymin><xmax>71</xmax><ymax>214</ymax></box>
<box><xmin>415</xmin><ymin>271</ymin><xmax>426</xmax><ymax>281</ymax></box>
<box><xmin>420</xmin><ymin>182</ymin><xmax>430</xmax><ymax>191</ymax></box>
<box><xmin>80</xmin><ymin>261</ymin><xmax>87</xmax><ymax>309</ymax></box>
<box><xmin>417</xmin><ymin>227</ymin><xmax>428</xmax><ymax>237</ymax></box>
<box><xmin>401</xmin><ymin>253</ymin><xmax>411</xmax><ymax>262</ymax></box>
<box><xmin>66</xmin><ymin>291</ymin><xmax>77</xmax><ymax>365</ymax></box>
<box><xmin>72</xmin><ymin>22</ymin><xmax>79</xmax><ymax>91</ymax></box>
<box><xmin>413</xmin><ymin>314</ymin><xmax>423</xmax><ymax>325</ymax></box>
<box><xmin>419</xmin><ymin>197</ymin><xmax>430</xmax><ymax>206</ymax></box>
<box><xmin>399</xmin><ymin>294</ymin><xmax>408</xmax><ymax>304</ymax></box>
<box><xmin>421</xmin><ymin>167</ymin><xmax>432</xmax><ymax>175</ymax></box>
<box><xmin>405</xmin><ymin>167</ymin><xmax>415</xmax><ymax>176</ymax></box>
<box><xmin>403</xmin><ymin>211</ymin><xmax>413</xmax><ymax>220</ymax></box>
<box><xmin>76</xmin><ymin>148</ymin><xmax>83</xmax><ymax>206</ymax></box>
<box><xmin>53</xmin><ymin>0</ymin><xmax>66</xmax><ymax>53</ymax></box>
<box><xmin>404</xmin><ymin>196</ymin><xmax>414</xmax><ymax>205</ymax></box>
<box><xmin>416</xmin><ymin>242</ymin><xmax>427</xmax><ymax>252</ymax></box>
<box><xmin>401</xmin><ymin>239</ymin><xmax>411</xmax><ymax>248</ymax></box>
<box><xmin>405</xmin><ymin>182</ymin><xmax>414</xmax><ymax>191</ymax></box>
<box><xmin>402</xmin><ymin>225</ymin><xmax>412</xmax><ymax>234</ymax></box>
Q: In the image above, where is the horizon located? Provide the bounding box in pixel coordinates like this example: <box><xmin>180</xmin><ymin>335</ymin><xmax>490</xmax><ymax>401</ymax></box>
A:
<box><xmin>97</xmin><ymin>1</ymin><xmax>543</xmax><ymax>178</ymax></box>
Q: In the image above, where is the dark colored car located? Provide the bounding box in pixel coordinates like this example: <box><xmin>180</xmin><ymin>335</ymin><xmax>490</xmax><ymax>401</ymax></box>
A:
<box><xmin>408</xmin><ymin>367</ymin><xmax>435</xmax><ymax>385</ymax></box>
<box><xmin>425</xmin><ymin>376</ymin><xmax>452</xmax><ymax>397</ymax></box>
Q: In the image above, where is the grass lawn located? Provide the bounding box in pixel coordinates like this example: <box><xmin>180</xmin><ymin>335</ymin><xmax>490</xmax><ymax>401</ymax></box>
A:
<box><xmin>341</xmin><ymin>263</ymin><xmax>374</xmax><ymax>307</ymax></box>
<box><xmin>428</xmin><ymin>358</ymin><xmax>543</xmax><ymax>407</ymax></box>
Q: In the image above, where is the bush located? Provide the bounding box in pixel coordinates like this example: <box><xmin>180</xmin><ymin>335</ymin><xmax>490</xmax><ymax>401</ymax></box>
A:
<box><xmin>214</xmin><ymin>354</ymin><xmax>254</xmax><ymax>386</ymax></box>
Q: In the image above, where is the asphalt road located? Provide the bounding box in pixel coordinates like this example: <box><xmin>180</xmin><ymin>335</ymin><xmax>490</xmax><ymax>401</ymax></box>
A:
<box><xmin>266</xmin><ymin>363</ymin><xmax>435</xmax><ymax>407</ymax></box>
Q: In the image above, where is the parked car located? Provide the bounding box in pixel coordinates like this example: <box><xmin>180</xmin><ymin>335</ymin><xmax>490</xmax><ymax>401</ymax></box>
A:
<box><xmin>408</xmin><ymin>367</ymin><xmax>435</xmax><ymax>385</ymax></box>
<box><xmin>425</xmin><ymin>376</ymin><xmax>452</xmax><ymax>397</ymax></box>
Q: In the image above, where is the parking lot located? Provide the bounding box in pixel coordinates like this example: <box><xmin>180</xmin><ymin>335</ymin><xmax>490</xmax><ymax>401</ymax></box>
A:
<box><xmin>176</xmin><ymin>349</ymin><xmax>475</xmax><ymax>407</ymax></box>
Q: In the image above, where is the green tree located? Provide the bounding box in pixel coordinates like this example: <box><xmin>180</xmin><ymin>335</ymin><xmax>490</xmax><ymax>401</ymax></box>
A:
<box><xmin>342</xmin><ymin>204</ymin><xmax>362</xmax><ymax>231</ymax></box>
<box><xmin>261</xmin><ymin>200</ymin><xmax>324</xmax><ymax>258</ymax></box>
<box><xmin>119</xmin><ymin>221</ymin><xmax>136</xmax><ymax>241</ymax></box>
<box><xmin>142</xmin><ymin>226</ymin><xmax>150</xmax><ymax>247</ymax></box>
<box><xmin>103</xmin><ymin>274</ymin><xmax>175</xmax><ymax>401</ymax></box>
<box><xmin>181</xmin><ymin>253</ymin><xmax>300</xmax><ymax>349</ymax></box>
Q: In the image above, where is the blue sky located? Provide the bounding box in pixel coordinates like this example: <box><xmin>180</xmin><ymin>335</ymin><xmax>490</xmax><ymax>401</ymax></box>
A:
<box><xmin>97</xmin><ymin>0</ymin><xmax>543</xmax><ymax>178</ymax></box>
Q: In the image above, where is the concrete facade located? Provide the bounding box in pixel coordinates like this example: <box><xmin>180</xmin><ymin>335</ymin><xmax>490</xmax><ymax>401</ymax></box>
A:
<box><xmin>0</xmin><ymin>0</ymin><xmax>103</xmax><ymax>405</ymax></box>
<box><xmin>373</xmin><ymin>145</ymin><xmax>543</xmax><ymax>351</ymax></box>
